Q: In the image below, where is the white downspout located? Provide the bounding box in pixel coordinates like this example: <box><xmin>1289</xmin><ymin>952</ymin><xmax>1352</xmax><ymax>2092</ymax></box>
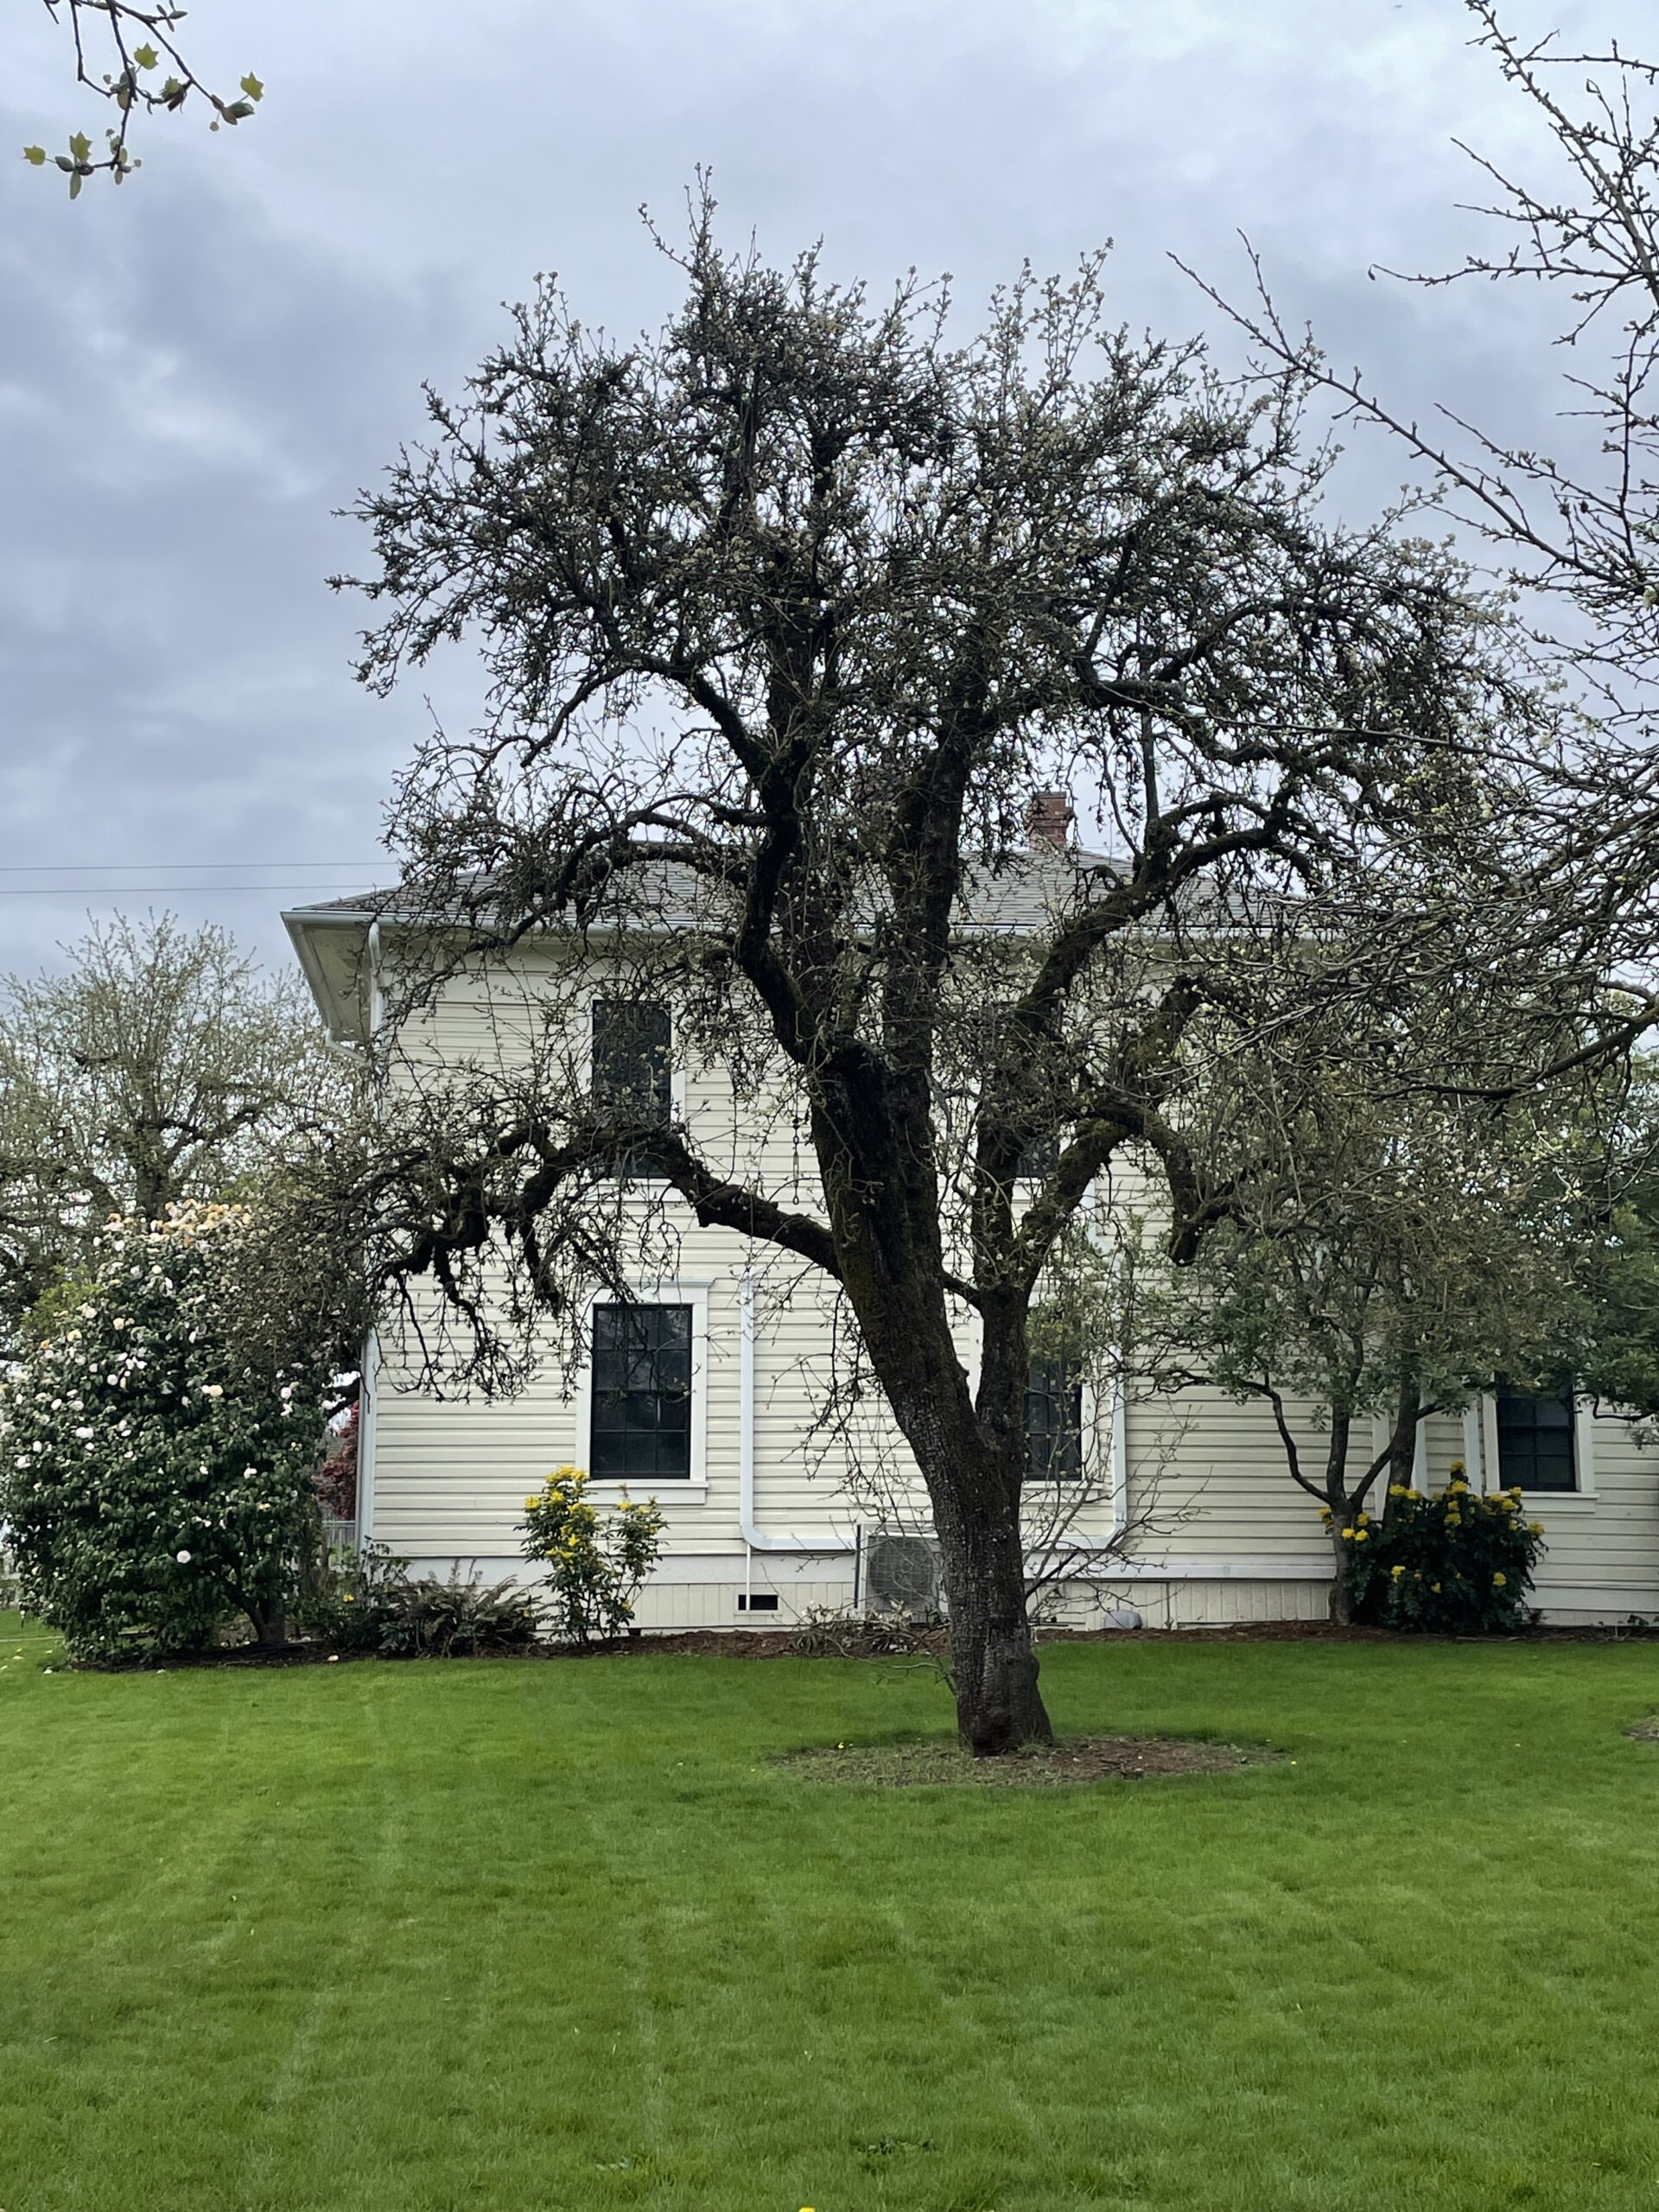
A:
<box><xmin>357</xmin><ymin>1330</ymin><xmax>378</xmax><ymax>1544</ymax></box>
<box><xmin>739</xmin><ymin>1266</ymin><xmax>855</xmax><ymax>1554</ymax></box>
<box><xmin>356</xmin><ymin>918</ymin><xmax>385</xmax><ymax>1548</ymax></box>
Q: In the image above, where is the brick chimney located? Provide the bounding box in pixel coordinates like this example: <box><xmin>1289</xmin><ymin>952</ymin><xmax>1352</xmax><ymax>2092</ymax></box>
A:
<box><xmin>1026</xmin><ymin>789</ymin><xmax>1073</xmax><ymax>851</ymax></box>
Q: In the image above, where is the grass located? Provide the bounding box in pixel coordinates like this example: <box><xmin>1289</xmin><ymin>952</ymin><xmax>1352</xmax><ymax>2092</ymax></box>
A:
<box><xmin>4</xmin><ymin>1622</ymin><xmax>1659</xmax><ymax>2211</ymax></box>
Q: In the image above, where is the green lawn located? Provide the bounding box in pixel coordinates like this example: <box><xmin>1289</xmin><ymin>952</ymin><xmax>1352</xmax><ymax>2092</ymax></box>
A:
<box><xmin>5</xmin><ymin>1622</ymin><xmax>1659</xmax><ymax>2210</ymax></box>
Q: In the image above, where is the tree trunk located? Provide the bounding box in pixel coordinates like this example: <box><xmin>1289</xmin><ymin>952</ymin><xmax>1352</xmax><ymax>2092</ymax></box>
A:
<box><xmin>931</xmin><ymin>1473</ymin><xmax>1052</xmax><ymax>1753</ymax></box>
<box><xmin>1327</xmin><ymin>1521</ymin><xmax>1357</xmax><ymax>1625</ymax></box>
<box><xmin>880</xmin><ymin>1367</ymin><xmax>1053</xmax><ymax>1753</ymax></box>
<box><xmin>1385</xmin><ymin>1374</ymin><xmax>1420</xmax><ymax>1499</ymax></box>
<box><xmin>808</xmin><ymin>1072</ymin><xmax>1052</xmax><ymax>1751</ymax></box>
<box><xmin>1323</xmin><ymin>1407</ymin><xmax>1356</xmax><ymax>1625</ymax></box>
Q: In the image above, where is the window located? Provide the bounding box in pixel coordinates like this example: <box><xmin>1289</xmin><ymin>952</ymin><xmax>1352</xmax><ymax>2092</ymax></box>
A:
<box><xmin>591</xmin><ymin>998</ymin><xmax>671</xmax><ymax>1173</ymax></box>
<box><xmin>1494</xmin><ymin>1380</ymin><xmax>1578</xmax><ymax>1493</ymax></box>
<box><xmin>1027</xmin><ymin>1355</ymin><xmax>1084</xmax><ymax>1483</ymax></box>
<box><xmin>1015</xmin><ymin>1130</ymin><xmax>1062</xmax><ymax>1182</ymax></box>
<box><xmin>590</xmin><ymin>1303</ymin><xmax>693</xmax><ymax>1481</ymax></box>
<box><xmin>979</xmin><ymin>1007</ymin><xmax>1063</xmax><ymax>1184</ymax></box>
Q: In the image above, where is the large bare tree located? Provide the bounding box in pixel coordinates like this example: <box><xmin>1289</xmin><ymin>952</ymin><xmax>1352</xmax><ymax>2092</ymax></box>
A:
<box><xmin>334</xmin><ymin>203</ymin><xmax>1631</xmax><ymax>1751</ymax></box>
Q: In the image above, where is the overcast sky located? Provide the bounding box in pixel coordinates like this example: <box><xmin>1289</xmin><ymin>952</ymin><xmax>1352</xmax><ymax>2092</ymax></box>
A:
<box><xmin>0</xmin><ymin>0</ymin><xmax>1644</xmax><ymax>976</ymax></box>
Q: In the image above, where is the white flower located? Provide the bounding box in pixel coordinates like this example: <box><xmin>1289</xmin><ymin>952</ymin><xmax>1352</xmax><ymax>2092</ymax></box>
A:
<box><xmin>73</xmin><ymin>1426</ymin><xmax>93</xmax><ymax>1440</ymax></box>
<box><xmin>78</xmin><ymin>1304</ymin><xmax>95</xmax><ymax>1320</ymax></box>
<box><xmin>202</xmin><ymin>1384</ymin><xmax>224</xmax><ymax>1400</ymax></box>
<box><xmin>175</xmin><ymin>1549</ymin><xmax>191</xmax><ymax>1564</ymax></box>
<box><xmin>12</xmin><ymin>1455</ymin><xmax>27</xmax><ymax>1469</ymax></box>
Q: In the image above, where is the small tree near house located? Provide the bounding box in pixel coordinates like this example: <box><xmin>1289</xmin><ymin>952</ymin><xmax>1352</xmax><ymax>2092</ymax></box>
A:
<box><xmin>1147</xmin><ymin>1025</ymin><xmax>1593</xmax><ymax>1621</ymax></box>
<box><xmin>332</xmin><ymin>199</ymin><xmax>1637</xmax><ymax>1749</ymax></box>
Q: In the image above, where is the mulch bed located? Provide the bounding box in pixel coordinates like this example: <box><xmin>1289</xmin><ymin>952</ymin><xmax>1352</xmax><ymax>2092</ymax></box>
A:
<box><xmin>774</xmin><ymin>1734</ymin><xmax>1280</xmax><ymax>1788</ymax></box>
<box><xmin>63</xmin><ymin>1616</ymin><xmax>1659</xmax><ymax>1671</ymax></box>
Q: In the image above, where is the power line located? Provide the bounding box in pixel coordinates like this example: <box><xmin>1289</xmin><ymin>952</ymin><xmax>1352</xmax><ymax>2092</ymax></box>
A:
<box><xmin>0</xmin><ymin>861</ymin><xmax>385</xmax><ymax>874</ymax></box>
<box><xmin>0</xmin><ymin>881</ymin><xmax>391</xmax><ymax>897</ymax></box>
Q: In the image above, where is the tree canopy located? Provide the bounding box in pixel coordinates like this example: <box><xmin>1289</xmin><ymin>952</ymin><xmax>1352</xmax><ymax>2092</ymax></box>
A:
<box><xmin>0</xmin><ymin>912</ymin><xmax>350</xmax><ymax>1336</ymax></box>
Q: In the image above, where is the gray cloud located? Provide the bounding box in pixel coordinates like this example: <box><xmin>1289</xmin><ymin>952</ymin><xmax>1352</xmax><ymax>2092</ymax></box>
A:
<box><xmin>0</xmin><ymin>0</ymin><xmax>1644</xmax><ymax>972</ymax></box>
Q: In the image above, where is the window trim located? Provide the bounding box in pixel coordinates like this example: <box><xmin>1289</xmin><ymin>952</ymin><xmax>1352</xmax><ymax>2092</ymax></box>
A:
<box><xmin>1478</xmin><ymin>1385</ymin><xmax>1598</xmax><ymax>1504</ymax></box>
<box><xmin>574</xmin><ymin>1279</ymin><xmax>711</xmax><ymax>1498</ymax></box>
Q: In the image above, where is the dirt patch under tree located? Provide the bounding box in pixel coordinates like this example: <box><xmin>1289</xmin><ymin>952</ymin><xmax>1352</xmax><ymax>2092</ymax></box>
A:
<box><xmin>772</xmin><ymin>1734</ymin><xmax>1281</xmax><ymax>1787</ymax></box>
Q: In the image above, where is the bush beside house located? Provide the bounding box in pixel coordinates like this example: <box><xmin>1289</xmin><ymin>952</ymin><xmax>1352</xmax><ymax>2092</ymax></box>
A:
<box><xmin>1341</xmin><ymin>1466</ymin><xmax>1548</xmax><ymax>1632</ymax></box>
<box><xmin>0</xmin><ymin>1205</ymin><xmax>329</xmax><ymax>1661</ymax></box>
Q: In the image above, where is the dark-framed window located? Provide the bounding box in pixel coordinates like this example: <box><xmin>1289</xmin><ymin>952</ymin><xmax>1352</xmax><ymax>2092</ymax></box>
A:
<box><xmin>1495</xmin><ymin>1380</ymin><xmax>1579</xmax><ymax>1493</ymax></box>
<box><xmin>591</xmin><ymin>998</ymin><xmax>671</xmax><ymax>1173</ymax></box>
<box><xmin>1015</xmin><ymin>1130</ymin><xmax>1062</xmax><ymax>1182</ymax></box>
<box><xmin>1027</xmin><ymin>1356</ymin><xmax>1084</xmax><ymax>1484</ymax></box>
<box><xmin>978</xmin><ymin>1007</ymin><xmax>1063</xmax><ymax>1185</ymax></box>
<box><xmin>590</xmin><ymin>1303</ymin><xmax>693</xmax><ymax>1481</ymax></box>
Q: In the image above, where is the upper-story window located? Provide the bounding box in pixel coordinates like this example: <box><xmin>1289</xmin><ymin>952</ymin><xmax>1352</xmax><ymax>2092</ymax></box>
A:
<box><xmin>591</xmin><ymin>998</ymin><xmax>671</xmax><ymax>1173</ymax></box>
<box><xmin>1027</xmin><ymin>1354</ymin><xmax>1084</xmax><ymax>1483</ymax></box>
<box><xmin>592</xmin><ymin>998</ymin><xmax>671</xmax><ymax>1123</ymax></box>
<box><xmin>1494</xmin><ymin>1380</ymin><xmax>1578</xmax><ymax>1493</ymax></box>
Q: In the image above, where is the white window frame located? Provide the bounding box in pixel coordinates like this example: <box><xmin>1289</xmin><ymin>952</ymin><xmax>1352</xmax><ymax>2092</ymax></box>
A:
<box><xmin>1478</xmin><ymin>1386</ymin><xmax>1598</xmax><ymax>1508</ymax></box>
<box><xmin>575</xmin><ymin>1278</ymin><xmax>711</xmax><ymax>1501</ymax></box>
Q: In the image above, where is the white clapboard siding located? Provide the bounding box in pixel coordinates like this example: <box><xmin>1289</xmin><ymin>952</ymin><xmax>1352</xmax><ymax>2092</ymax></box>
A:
<box><xmin>362</xmin><ymin>955</ymin><xmax>1659</xmax><ymax>1625</ymax></box>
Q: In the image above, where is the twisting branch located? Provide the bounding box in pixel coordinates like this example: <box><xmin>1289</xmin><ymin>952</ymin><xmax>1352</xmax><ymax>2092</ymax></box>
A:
<box><xmin>25</xmin><ymin>1</ymin><xmax>263</xmax><ymax>194</ymax></box>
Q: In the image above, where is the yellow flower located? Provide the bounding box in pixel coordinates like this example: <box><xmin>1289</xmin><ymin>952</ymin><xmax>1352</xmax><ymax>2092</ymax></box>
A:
<box><xmin>1340</xmin><ymin>1527</ymin><xmax>1356</xmax><ymax>1541</ymax></box>
<box><xmin>524</xmin><ymin>1497</ymin><xmax>540</xmax><ymax>1511</ymax></box>
<box><xmin>1493</xmin><ymin>1572</ymin><xmax>1507</xmax><ymax>1586</ymax></box>
<box><xmin>1528</xmin><ymin>1521</ymin><xmax>1545</xmax><ymax>1536</ymax></box>
<box><xmin>1448</xmin><ymin>1459</ymin><xmax>1465</xmax><ymax>1478</ymax></box>
<box><xmin>1431</xmin><ymin>1582</ymin><xmax>1441</xmax><ymax>1593</ymax></box>
<box><xmin>1390</xmin><ymin>1564</ymin><xmax>1405</xmax><ymax>1579</ymax></box>
<box><xmin>1389</xmin><ymin>1484</ymin><xmax>1408</xmax><ymax>1498</ymax></box>
<box><xmin>1353</xmin><ymin>1529</ymin><xmax>1369</xmax><ymax>1542</ymax></box>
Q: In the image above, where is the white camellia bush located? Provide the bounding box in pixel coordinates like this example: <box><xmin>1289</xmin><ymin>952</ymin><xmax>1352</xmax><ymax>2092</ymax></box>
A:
<box><xmin>0</xmin><ymin>1202</ymin><xmax>328</xmax><ymax>1660</ymax></box>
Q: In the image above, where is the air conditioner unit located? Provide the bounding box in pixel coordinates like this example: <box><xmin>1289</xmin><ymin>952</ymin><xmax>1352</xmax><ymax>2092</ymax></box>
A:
<box><xmin>859</xmin><ymin>1529</ymin><xmax>943</xmax><ymax>1619</ymax></box>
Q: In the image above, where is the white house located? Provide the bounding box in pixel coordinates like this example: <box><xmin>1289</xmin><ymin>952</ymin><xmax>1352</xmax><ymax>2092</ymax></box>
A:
<box><xmin>283</xmin><ymin>855</ymin><xmax>1659</xmax><ymax>1631</ymax></box>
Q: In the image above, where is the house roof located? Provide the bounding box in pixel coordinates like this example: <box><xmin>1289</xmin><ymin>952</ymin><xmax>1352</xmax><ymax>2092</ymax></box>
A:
<box><xmin>282</xmin><ymin>844</ymin><xmax>1133</xmax><ymax>1047</ymax></box>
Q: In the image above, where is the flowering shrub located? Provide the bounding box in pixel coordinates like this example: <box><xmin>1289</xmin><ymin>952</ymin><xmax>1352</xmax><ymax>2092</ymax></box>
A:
<box><xmin>1339</xmin><ymin>1463</ymin><xmax>1548</xmax><ymax>1633</ymax></box>
<box><xmin>519</xmin><ymin>1465</ymin><xmax>665</xmax><ymax>1643</ymax></box>
<box><xmin>305</xmin><ymin>1543</ymin><xmax>539</xmax><ymax>1657</ymax></box>
<box><xmin>0</xmin><ymin>1205</ymin><xmax>328</xmax><ymax>1661</ymax></box>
